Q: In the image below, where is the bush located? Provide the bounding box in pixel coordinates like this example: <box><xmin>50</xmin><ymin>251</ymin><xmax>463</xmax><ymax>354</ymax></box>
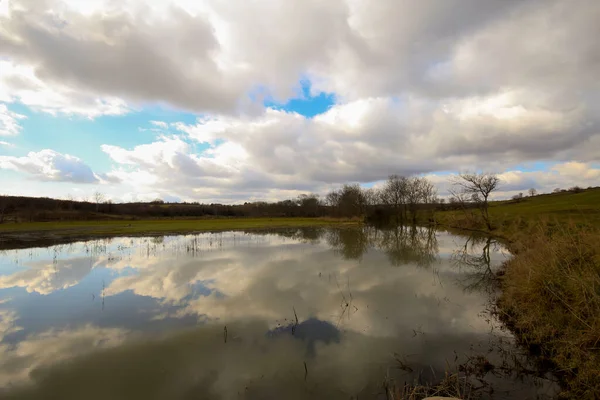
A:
<box><xmin>569</xmin><ymin>186</ymin><xmax>584</xmax><ymax>193</ymax></box>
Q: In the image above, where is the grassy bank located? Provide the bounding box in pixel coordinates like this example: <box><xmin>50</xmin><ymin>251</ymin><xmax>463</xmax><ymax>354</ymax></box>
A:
<box><xmin>431</xmin><ymin>188</ymin><xmax>600</xmax><ymax>398</ymax></box>
<box><xmin>0</xmin><ymin>217</ymin><xmax>360</xmax><ymax>249</ymax></box>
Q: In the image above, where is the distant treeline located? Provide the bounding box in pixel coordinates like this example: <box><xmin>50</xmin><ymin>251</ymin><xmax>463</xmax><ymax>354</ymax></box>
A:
<box><xmin>0</xmin><ymin>175</ymin><xmax>473</xmax><ymax>223</ymax></box>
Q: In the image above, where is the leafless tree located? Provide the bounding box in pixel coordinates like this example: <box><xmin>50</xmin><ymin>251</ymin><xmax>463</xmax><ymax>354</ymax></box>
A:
<box><xmin>65</xmin><ymin>194</ymin><xmax>75</xmax><ymax>211</ymax></box>
<box><xmin>362</xmin><ymin>188</ymin><xmax>380</xmax><ymax>208</ymax></box>
<box><xmin>528</xmin><ymin>188</ymin><xmax>537</xmax><ymax>197</ymax></box>
<box><xmin>381</xmin><ymin>175</ymin><xmax>408</xmax><ymax>222</ymax></box>
<box><xmin>404</xmin><ymin>177</ymin><xmax>435</xmax><ymax>223</ymax></box>
<box><xmin>105</xmin><ymin>199</ymin><xmax>113</xmax><ymax>213</ymax></box>
<box><xmin>451</xmin><ymin>172</ymin><xmax>500</xmax><ymax>230</ymax></box>
<box><xmin>94</xmin><ymin>191</ymin><xmax>105</xmax><ymax>212</ymax></box>
<box><xmin>326</xmin><ymin>184</ymin><xmax>367</xmax><ymax>218</ymax></box>
<box><xmin>325</xmin><ymin>190</ymin><xmax>340</xmax><ymax>209</ymax></box>
<box><xmin>419</xmin><ymin>178</ymin><xmax>437</xmax><ymax>204</ymax></box>
<box><xmin>0</xmin><ymin>195</ymin><xmax>7</xmax><ymax>223</ymax></box>
<box><xmin>296</xmin><ymin>193</ymin><xmax>320</xmax><ymax>216</ymax></box>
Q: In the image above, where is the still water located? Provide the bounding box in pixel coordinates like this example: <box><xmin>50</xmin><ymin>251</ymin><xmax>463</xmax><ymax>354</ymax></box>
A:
<box><xmin>0</xmin><ymin>226</ymin><xmax>557</xmax><ymax>399</ymax></box>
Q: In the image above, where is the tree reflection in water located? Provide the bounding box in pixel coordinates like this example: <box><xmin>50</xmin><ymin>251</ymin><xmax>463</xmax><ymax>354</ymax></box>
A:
<box><xmin>452</xmin><ymin>235</ymin><xmax>504</xmax><ymax>294</ymax></box>
<box><xmin>247</xmin><ymin>224</ymin><xmax>440</xmax><ymax>267</ymax></box>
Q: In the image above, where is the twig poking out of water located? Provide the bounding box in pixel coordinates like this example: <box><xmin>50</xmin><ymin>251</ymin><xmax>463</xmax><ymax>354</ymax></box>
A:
<box><xmin>393</xmin><ymin>353</ymin><xmax>414</xmax><ymax>373</ymax></box>
<box><xmin>304</xmin><ymin>361</ymin><xmax>308</xmax><ymax>381</ymax></box>
<box><xmin>224</xmin><ymin>326</ymin><xmax>228</xmax><ymax>343</ymax></box>
<box><xmin>292</xmin><ymin>307</ymin><xmax>299</xmax><ymax>335</ymax></box>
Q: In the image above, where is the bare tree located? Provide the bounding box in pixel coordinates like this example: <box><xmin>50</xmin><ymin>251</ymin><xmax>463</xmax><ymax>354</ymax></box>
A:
<box><xmin>405</xmin><ymin>177</ymin><xmax>433</xmax><ymax>223</ymax></box>
<box><xmin>528</xmin><ymin>188</ymin><xmax>537</xmax><ymax>197</ymax></box>
<box><xmin>419</xmin><ymin>178</ymin><xmax>437</xmax><ymax>204</ymax></box>
<box><xmin>325</xmin><ymin>190</ymin><xmax>341</xmax><ymax>212</ymax></box>
<box><xmin>65</xmin><ymin>194</ymin><xmax>75</xmax><ymax>211</ymax></box>
<box><xmin>105</xmin><ymin>199</ymin><xmax>113</xmax><ymax>213</ymax></box>
<box><xmin>381</xmin><ymin>175</ymin><xmax>408</xmax><ymax>222</ymax></box>
<box><xmin>0</xmin><ymin>194</ymin><xmax>7</xmax><ymax>223</ymax></box>
<box><xmin>451</xmin><ymin>172</ymin><xmax>500</xmax><ymax>230</ymax></box>
<box><xmin>339</xmin><ymin>184</ymin><xmax>366</xmax><ymax>217</ymax></box>
<box><xmin>296</xmin><ymin>193</ymin><xmax>320</xmax><ymax>217</ymax></box>
<box><xmin>362</xmin><ymin>188</ymin><xmax>380</xmax><ymax>208</ymax></box>
<box><xmin>93</xmin><ymin>191</ymin><xmax>105</xmax><ymax>212</ymax></box>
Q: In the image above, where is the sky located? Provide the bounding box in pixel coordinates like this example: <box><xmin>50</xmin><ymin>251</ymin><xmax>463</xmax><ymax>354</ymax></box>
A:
<box><xmin>0</xmin><ymin>0</ymin><xmax>599</xmax><ymax>203</ymax></box>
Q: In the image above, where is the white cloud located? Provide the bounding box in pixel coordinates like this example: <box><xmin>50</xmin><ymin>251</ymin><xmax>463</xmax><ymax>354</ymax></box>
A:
<box><xmin>0</xmin><ymin>0</ymin><xmax>598</xmax><ymax>199</ymax></box>
<box><xmin>149</xmin><ymin>120</ymin><xmax>168</xmax><ymax>129</ymax></box>
<box><xmin>0</xmin><ymin>150</ymin><xmax>100</xmax><ymax>183</ymax></box>
<box><xmin>0</xmin><ymin>0</ymin><xmax>596</xmax><ymax>113</ymax></box>
<box><xmin>0</xmin><ymin>62</ymin><xmax>130</xmax><ymax>118</ymax></box>
<box><xmin>88</xmin><ymin>91</ymin><xmax>598</xmax><ymax>202</ymax></box>
<box><xmin>109</xmin><ymin>91</ymin><xmax>592</xmax><ymax>201</ymax></box>
<box><xmin>0</xmin><ymin>103</ymin><xmax>26</xmax><ymax>136</ymax></box>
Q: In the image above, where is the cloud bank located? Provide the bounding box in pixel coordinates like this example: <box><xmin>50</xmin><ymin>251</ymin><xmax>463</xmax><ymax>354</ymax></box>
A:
<box><xmin>0</xmin><ymin>0</ymin><xmax>598</xmax><ymax>201</ymax></box>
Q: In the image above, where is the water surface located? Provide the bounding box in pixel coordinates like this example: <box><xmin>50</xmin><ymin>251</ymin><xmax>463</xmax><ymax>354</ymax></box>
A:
<box><xmin>0</xmin><ymin>226</ymin><xmax>557</xmax><ymax>399</ymax></box>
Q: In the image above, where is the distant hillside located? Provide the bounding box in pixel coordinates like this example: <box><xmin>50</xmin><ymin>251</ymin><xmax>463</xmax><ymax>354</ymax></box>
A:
<box><xmin>489</xmin><ymin>187</ymin><xmax>600</xmax><ymax>226</ymax></box>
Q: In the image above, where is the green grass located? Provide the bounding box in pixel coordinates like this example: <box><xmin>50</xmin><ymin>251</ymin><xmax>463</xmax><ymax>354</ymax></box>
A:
<box><xmin>432</xmin><ymin>188</ymin><xmax>600</xmax><ymax>238</ymax></box>
<box><xmin>490</xmin><ymin>188</ymin><xmax>600</xmax><ymax>222</ymax></box>
<box><xmin>0</xmin><ymin>217</ymin><xmax>360</xmax><ymax>246</ymax></box>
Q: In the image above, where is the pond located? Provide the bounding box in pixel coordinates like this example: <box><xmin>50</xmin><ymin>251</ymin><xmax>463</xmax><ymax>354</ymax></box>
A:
<box><xmin>0</xmin><ymin>226</ymin><xmax>558</xmax><ymax>399</ymax></box>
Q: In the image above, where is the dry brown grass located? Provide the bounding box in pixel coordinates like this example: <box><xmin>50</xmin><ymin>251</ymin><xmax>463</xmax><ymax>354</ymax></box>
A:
<box><xmin>497</xmin><ymin>221</ymin><xmax>600</xmax><ymax>398</ymax></box>
<box><xmin>390</xmin><ymin>373</ymin><xmax>476</xmax><ymax>399</ymax></box>
<box><xmin>428</xmin><ymin>192</ymin><xmax>600</xmax><ymax>397</ymax></box>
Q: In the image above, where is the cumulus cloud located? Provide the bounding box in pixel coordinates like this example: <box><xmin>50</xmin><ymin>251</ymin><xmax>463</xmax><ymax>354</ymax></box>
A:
<box><xmin>0</xmin><ymin>0</ymin><xmax>598</xmax><ymax>199</ymax></box>
<box><xmin>100</xmin><ymin>135</ymin><xmax>328</xmax><ymax>202</ymax></box>
<box><xmin>1</xmin><ymin>0</ymin><xmax>597</xmax><ymax>112</ymax></box>
<box><xmin>0</xmin><ymin>150</ymin><xmax>100</xmax><ymax>183</ymax></box>
<box><xmin>96</xmin><ymin>92</ymin><xmax>598</xmax><ymax>201</ymax></box>
<box><xmin>174</xmin><ymin>93</ymin><xmax>598</xmax><ymax>181</ymax></box>
<box><xmin>0</xmin><ymin>62</ymin><xmax>130</xmax><ymax>118</ymax></box>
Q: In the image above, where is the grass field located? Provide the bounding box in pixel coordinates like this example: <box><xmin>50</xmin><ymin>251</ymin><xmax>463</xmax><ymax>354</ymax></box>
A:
<box><xmin>490</xmin><ymin>188</ymin><xmax>600</xmax><ymax>223</ymax></box>
<box><xmin>432</xmin><ymin>188</ymin><xmax>600</xmax><ymax>398</ymax></box>
<box><xmin>433</xmin><ymin>188</ymin><xmax>600</xmax><ymax>239</ymax></box>
<box><xmin>0</xmin><ymin>217</ymin><xmax>359</xmax><ymax>248</ymax></box>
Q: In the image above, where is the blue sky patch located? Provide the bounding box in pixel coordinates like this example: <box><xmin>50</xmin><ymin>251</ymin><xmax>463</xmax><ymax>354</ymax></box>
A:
<box><xmin>264</xmin><ymin>80</ymin><xmax>336</xmax><ymax>118</ymax></box>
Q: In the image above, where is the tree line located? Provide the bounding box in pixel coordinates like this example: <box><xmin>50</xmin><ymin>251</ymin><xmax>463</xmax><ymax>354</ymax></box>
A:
<box><xmin>0</xmin><ymin>172</ymin><xmax>507</xmax><ymax>224</ymax></box>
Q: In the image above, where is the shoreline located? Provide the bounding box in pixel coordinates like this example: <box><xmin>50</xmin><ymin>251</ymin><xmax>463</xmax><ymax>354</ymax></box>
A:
<box><xmin>0</xmin><ymin>217</ymin><xmax>361</xmax><ymax>250</ymax></box>
<box><xmin>426</xmin><ymin>212</ymin><xmax>599</xmax><ymax>398</ymax></box>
